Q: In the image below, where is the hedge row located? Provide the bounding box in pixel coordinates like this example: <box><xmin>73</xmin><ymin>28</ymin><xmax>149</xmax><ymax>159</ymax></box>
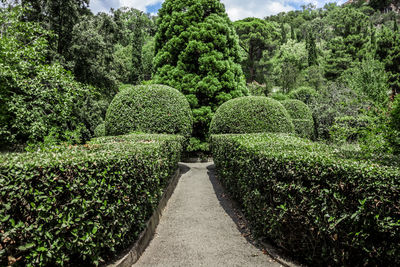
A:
<box><xmin>211</xmin><ymin>133</ymin><xmax>400</xmax><ymax>266</ymax></box>
<box><xmin>0</xmin><ymin>134</ymin><xmax>183</xmax><ymax>266</ymax></box>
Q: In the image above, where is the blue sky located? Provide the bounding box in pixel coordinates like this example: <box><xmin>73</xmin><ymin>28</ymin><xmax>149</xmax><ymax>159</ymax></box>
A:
<box><xmin>89</xmin><ymin>0</ymin><xmax>346</xmax><ymax>21</ymax></box>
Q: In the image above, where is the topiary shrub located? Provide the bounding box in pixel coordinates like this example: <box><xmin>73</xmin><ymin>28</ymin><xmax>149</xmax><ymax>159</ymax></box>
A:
<box><xmin>210</xmin><ymin>96</ymin><xmax>294</xmax><ymax>134</ymax></box>
<box><xmin>281</xmin><ymin>99</ymin><xmax>314</xmax><ymax>139</ymax></box>
<box><xmin>288</xmin><ymin>86</ymin><xmax>318</xmax><ymax>105</ymax></box>
<box><xmin>105</xmin><ymin>84</ymin><xmax>193</xmax><ymax>138</ymax></box>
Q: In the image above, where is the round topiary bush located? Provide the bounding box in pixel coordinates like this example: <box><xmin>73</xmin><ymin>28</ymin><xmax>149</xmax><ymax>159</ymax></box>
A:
<box><xmin>105</xmin><ymin>84</ymin><xmax>193</xmax><ymax>137</ymax></box>
<box><xmin>281</xmin><ymin>99</ymin><xmax>314</xmax><ymax>139</ymax></box>
<box><xmin>210</xmin><ymin>96</ymin><xmax>294</xmax><ymax>134</ymax></box>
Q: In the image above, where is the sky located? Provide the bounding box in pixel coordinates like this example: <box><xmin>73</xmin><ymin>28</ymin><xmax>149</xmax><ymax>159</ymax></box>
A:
<box><xmin>89</xmin><ymin>0</ymin><xmax>347</xmax><ymax>21</ymax></box>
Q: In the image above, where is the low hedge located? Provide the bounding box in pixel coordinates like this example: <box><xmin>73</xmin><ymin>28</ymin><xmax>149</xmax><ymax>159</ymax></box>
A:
<box><xmin>105</xmin><ymin>84</ymin><xmax>193</xmax><ymax>138</ymax></box>
<box><xmin>212</xmin><ymin>133</ymin><xmax>400</xmax><ymax>266</ymax></box>
<box><xmin>281</xmin><ymin>99</ymin><xmax>314</xmax><ymax>139</ymax></box>
<box><xmin>209</xmin><ymin>96</ymin><xmax>294</xmax><ymax>135</ymax></box>
<box><xmin>0</xmin><ymin>134</ymin><xmax>183</xmax><ymax>266</ymax></box>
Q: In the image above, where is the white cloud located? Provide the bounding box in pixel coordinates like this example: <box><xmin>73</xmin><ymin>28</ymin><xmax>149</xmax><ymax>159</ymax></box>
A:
<box><xmin>119</xmin><ymin>0</ymin><xmax>161</xmax><ymax>11</ymax></box>
<box><xmin>89</xmin><ymin>0</ymin><xmax>344</xmax><ymax>21</ymax></box>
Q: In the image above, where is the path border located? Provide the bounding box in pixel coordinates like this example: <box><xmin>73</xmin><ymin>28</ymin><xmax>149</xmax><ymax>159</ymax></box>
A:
<box><xmin>106</xmin><ymin>168</ymin><xmax>181</xmax><ymax>267</ymax></box>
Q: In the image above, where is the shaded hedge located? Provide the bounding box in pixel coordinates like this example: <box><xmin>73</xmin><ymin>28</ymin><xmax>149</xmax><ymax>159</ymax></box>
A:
<box><xmin>0</xmin><ymin>134</ymin><xmax>183</xmax><ymax>266</ymax></box>
<box><xmin>105</xmin><ymin>84</ymin><xmax>193</xmax><ymax>138</ymax></box>
<box><xmin>212</xmin><ymin>133</ymin><xmax>400</xmax><ymax>266</ymax></box>
<box><xmin>281</xmin><ymin>99</ymin><xmax>314</xmax><ymax>139</ymax></box>
<box><xmin>209</xmin><ymin>96</ymin><xmax>294</xmax><ymax>135</ymax></box>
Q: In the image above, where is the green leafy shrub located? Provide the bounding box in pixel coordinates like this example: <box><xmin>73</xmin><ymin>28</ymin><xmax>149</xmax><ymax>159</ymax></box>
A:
<box><xmin>153</xmin><ymin>0</ymin><xmax>247</xmax><ymax>152</ymax></box>
<box><xmin>0</xmin><ymin>134</ymin><xmax>183</xmax><ymax>266</ymax></box>
<box><xmin>389</xmin><ymin>95</ymin><xmax>400</xmax><ymax>154</ymax></box>
<box><xmin>105</xmin><ymin>84</ymin><xmax>193</xmax><ymax>138</ymax></box>
<box><xmin>94</xmin><ymin>123</ymin><xmax>106</xmax><ymax>137</ymax></box>
<box><xmin>281</xmin><ymin>99</ymin><xmax>314</xmax><ymax>139</ymax></box>
<box><xmin>330</xmin><ymin>115</ymin><xmax>372</xmax><ymax>144</ymax></box>
<box><xmin>212</xmin><ymin>133</ymin><xmax>400</xmax><ymax>266</ymax></box>
<box><xmin>287</xmin><ymin>86</ymin><xmax>318</xmax><ymax>105</ymax></box>
<box><xmin>209</xmin><ymin>96</ymin><xmax>294</xmax><ymax>135</ymax></box>
<box><xmin>269</xmin><ymin>91</ymin><xmax>289</xmax><ymax>101</ymax></box>
<box><xmin>0</xmin><ymin>7</ymin><xmax>104</xmax><ymax>149</ymax></box>
<box><xmin>247</xmin><ymin>81</ymin><xmax>269</xmax><ymax>96</ymax></box>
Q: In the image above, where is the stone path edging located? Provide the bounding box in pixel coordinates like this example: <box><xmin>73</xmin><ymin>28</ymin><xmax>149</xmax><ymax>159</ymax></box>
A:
<box><xmin>106</xmin><ymin>168</ymin><xmax>181</xmax><ymax>267</ymax></box>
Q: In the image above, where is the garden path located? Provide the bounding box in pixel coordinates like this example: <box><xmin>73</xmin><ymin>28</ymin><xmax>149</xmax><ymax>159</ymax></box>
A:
<box><xmin>133</xmin><ymin>162</ymin><xmax>281</xmax><ymax>267</ymax></box>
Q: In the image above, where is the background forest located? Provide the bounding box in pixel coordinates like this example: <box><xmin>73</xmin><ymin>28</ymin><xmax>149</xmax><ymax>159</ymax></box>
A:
<box><xmin>1</xmin><ymin>0</ymin><xmax>400</xmax><ymax>157</ymax></box>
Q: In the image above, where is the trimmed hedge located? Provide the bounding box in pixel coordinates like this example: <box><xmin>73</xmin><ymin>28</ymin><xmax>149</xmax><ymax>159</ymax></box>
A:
<box><xmin>281</xmin><ymin>99</ymin><xmax>314</xmax><ymax>139</ymax></box>
<box><xmin>105</xmin><ymin>84</ymin><xmax>193</xmax><ymax>138</ymax></box>
<box><xmin>212</xmin><ymin>133</ymin><xmax>400</xmax><ymax>266</ymax></box>
<box><xmin>209</xmin><ymin>96</ymin><xmax>294</xmax><ymax>135</ymax></box>
<box><xmin>0</xmin><ymin>134</ymin><xmax>183</xmax><ymax>266</ymax></box>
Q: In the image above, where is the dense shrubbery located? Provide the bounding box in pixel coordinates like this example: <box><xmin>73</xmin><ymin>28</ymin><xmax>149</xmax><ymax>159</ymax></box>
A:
<box><xmin>94</xmin><ymin>123</ymin><xmax>105</xmax><ymax>137</ymax></box>
<box><xmin>209</xmin><ymin>96</ymin><xmax>294</xmax><ymax>135</ymax></box>
<box><xmin>389</xmin><ymin>95</ymin><xmax>400</xmax><ymax>154</ymax></box>
<box><xmin>212</xmin><ymin>133</ymin><xmax>400</xmax><ymax>266</ymax></box>
<box><xmin>287</xmin><ymin>86</ymin><xmax>318</xmax><ymax>105</ymax></box>
<box><xmin>0</xmin><ymin>7</ymin><xmax>104</xmax><ymax>149</ymax></box>
<box><xmin>0</xmin><ymin>134</ymin><xmax>183</xmax><ymax>266</ymax></box>
<box><xmin>105</xmin><ymin>84</ymin><xmax>192</xmax><ymax>138</ymax></box>
<box><xmin>281</xmin><ymin>99</ymin><xmax>314</xmax><ymax>139</ymax></box>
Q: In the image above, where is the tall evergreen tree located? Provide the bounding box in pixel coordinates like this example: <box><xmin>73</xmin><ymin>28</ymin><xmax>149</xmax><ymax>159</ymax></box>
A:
<box><xmin>131</xmin><ymin>15</ymin><xmax>144</xmax><ymax>84</ymax></box>
<box><xmin>280</xmin><ymin>22</ymin><xmax>287</xmax><ymax>44</ymax></box>
<box><xmin>376</xmin><ymin>26</ymin><xmax>400</xmax><ymax>98</ymax></box>
<box><xmin>234</xmin><ymin>18</ymin><xmax>279</xmax><ymax>83</ymax></box>
<box><xmin>290</xmin><ymin>24</ymin><xmax>296</xmax><ymax>40</ymax></box>
<box><xmin>306</xmin><ymin>32</ymin><xmax>317</xmax><ymax>66</ymax></box>
<box><xmin>21</xmin><ymin>0</ymin><xmax>90</xmax><ymax>59</ymax></box>
<box><xmin>153</xmin><ymin>0</ymin><xmax>247</xmax><ymax>152</ymax></box>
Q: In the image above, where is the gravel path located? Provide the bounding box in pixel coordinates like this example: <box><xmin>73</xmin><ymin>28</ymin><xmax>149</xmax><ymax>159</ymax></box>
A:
<box><xmin>134</xmin><ymin>162</ymin><xmax>281</xmax><ymax>267</ymax></box>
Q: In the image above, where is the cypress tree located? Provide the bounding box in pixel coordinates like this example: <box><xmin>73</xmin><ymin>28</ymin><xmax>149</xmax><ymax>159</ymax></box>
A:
<box><xmin>290</xmin><ymin>24</ymin><xmax>296</xmax><ymax>40</ymax></box>
<box><xmin>281</xmin><ymin>22</ymin><xmax>287</xmax><ymax>44</ymax></box>
<box><xmin>153</xmin><ymin>0</ymin><xmax>247</xmax><ymax>152</ymax></box>
<box><xmin>306</xmin><ymin>32</ymin><xmax>317</xmax><ymax>66</ymax></box>
<box><xmin>131</xmin><ymin>16</ymin><xmax>144</xmax><ymax>84</ymax></box>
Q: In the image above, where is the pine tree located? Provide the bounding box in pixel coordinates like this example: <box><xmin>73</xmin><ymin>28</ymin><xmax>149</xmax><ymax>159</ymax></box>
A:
<box><xmin>153</xmin><ymin>0</ymin><xmax>247</xmax><ymax>152</ymax></box>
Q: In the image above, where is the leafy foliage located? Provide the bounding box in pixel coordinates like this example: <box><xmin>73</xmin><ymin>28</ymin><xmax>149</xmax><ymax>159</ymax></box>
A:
<box><xmin>281</xmin><ymin>99</ymin><xmax>314</xmax><ymax>139</ymax></box>
<box><xmin>105</xmin><ymin>84</ymin><xmax>193</xmax><ymax>138</ymax></box>
<box><xmin>0</xmin><ymin>6</ymin><xmax>102</xmax><ymax>149</ymax></box>
<box><xmin>153</xmin><ymin>0</ymin><xmax>247</xmax><ymax>152</ymax></box>
<box><xmin>209</xmin><ymin>96</ymin><xmax>294</xmax><ymax>135</ymax></box>
<box><xmin>212</xmin><ymin>133</ymin><xmax>400</xmax><ymax>266</ymax></box>
<box><xmin>287</xmin><ymin>86</ymin><xmax>318</xmax><ymax>105</ymax></box>
<box><xmin>234</xmin><ymin>18</ymin><xmax>279</xmax><ymax>83</ymax></box>
<box><xmin>0</xmin><ymin>134</ymin><xmax>183</xmax><ymax>266</ymax></box>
